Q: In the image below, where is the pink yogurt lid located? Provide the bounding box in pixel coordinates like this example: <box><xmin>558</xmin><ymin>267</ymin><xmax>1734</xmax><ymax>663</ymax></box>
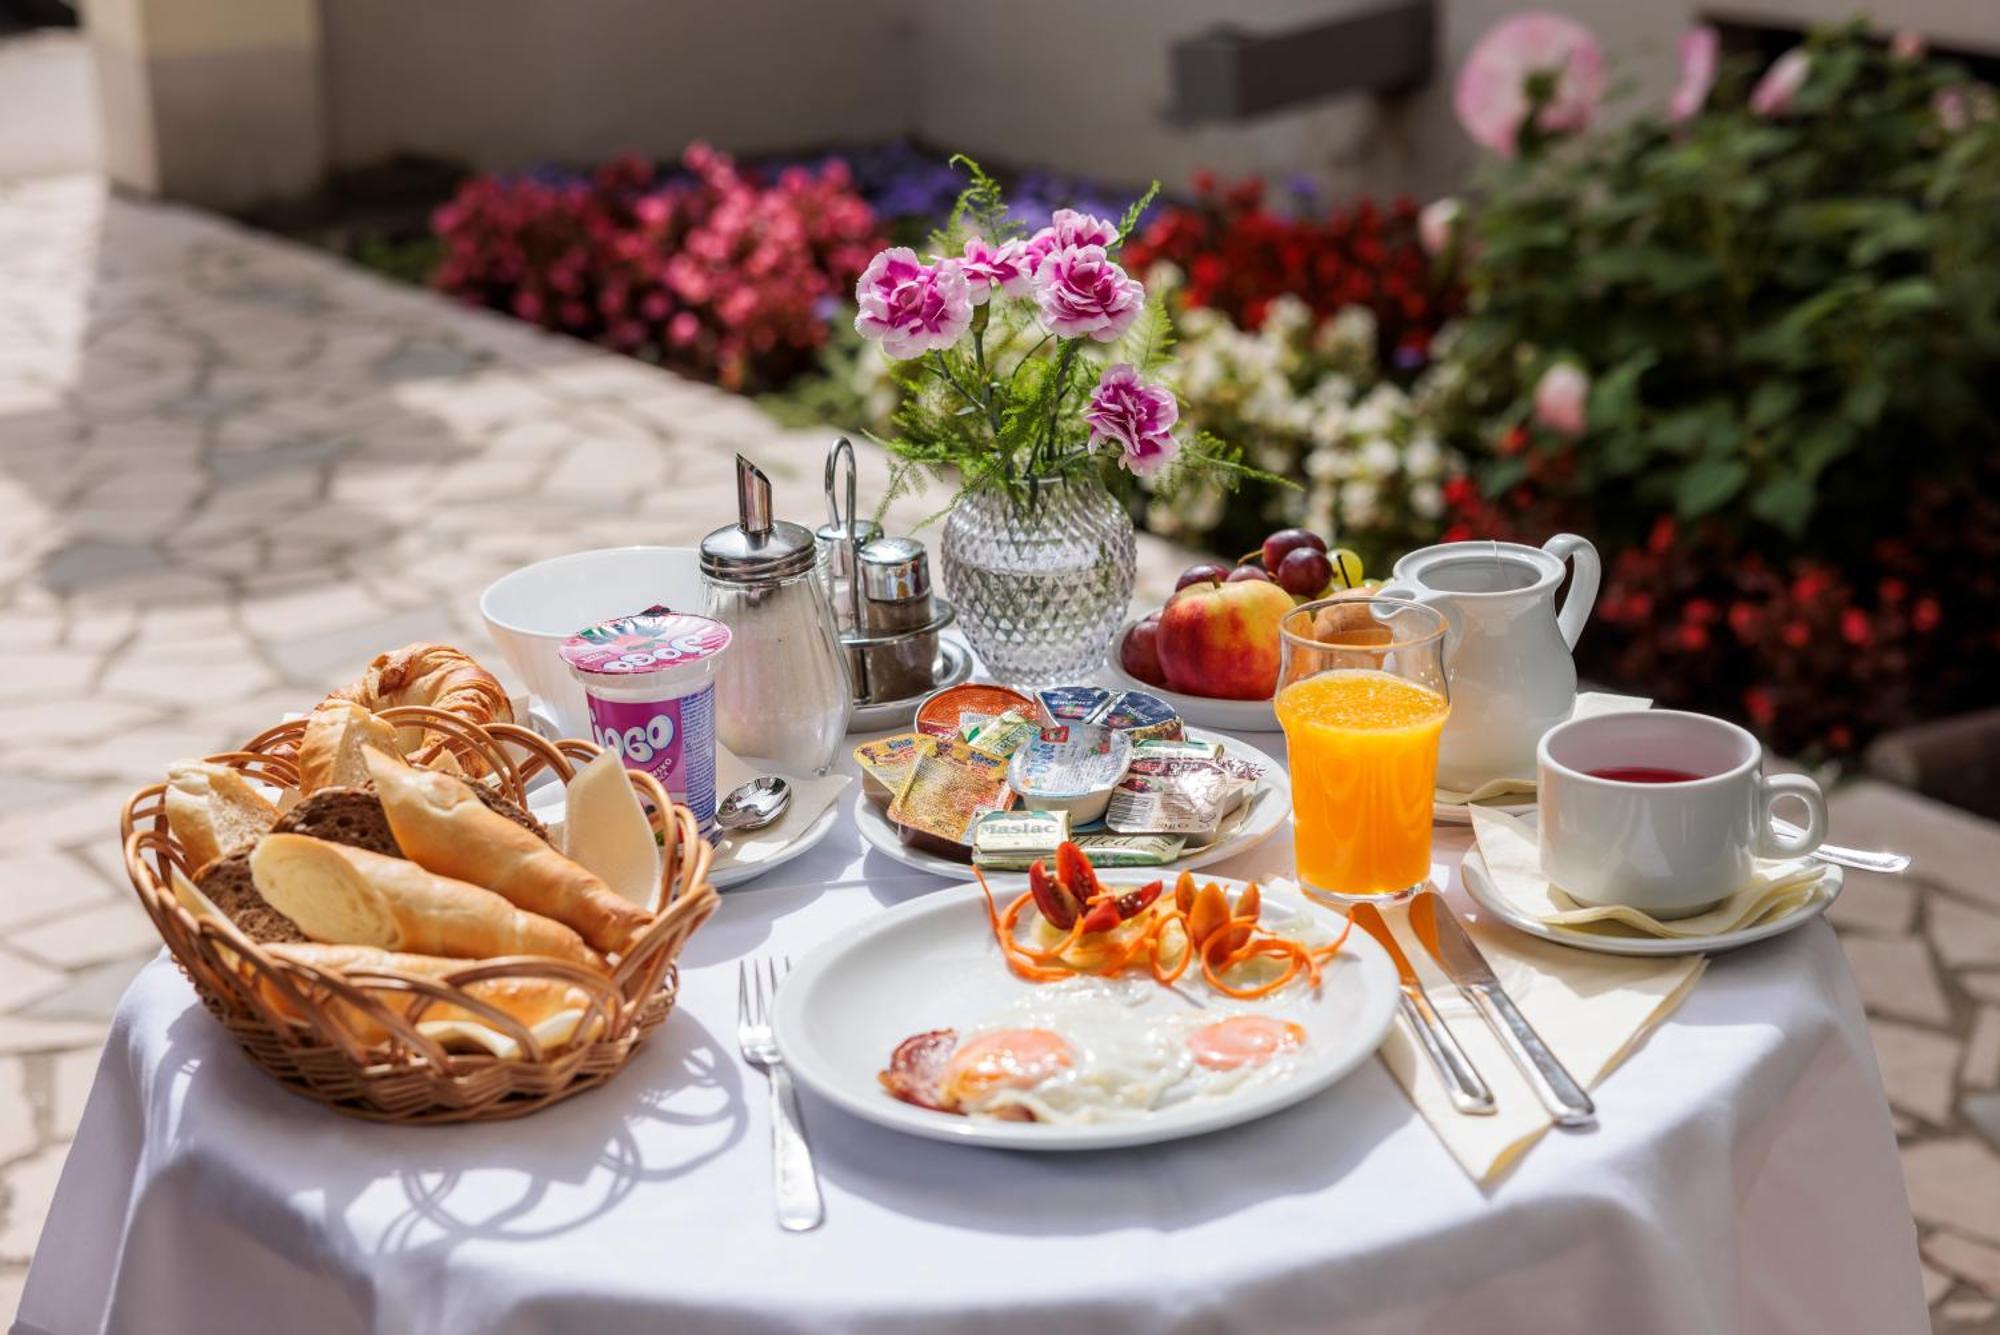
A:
<box><xmin>559</xmin><ymin>605</ymin><xmax>733</xmax><ymax>677</ymax></box>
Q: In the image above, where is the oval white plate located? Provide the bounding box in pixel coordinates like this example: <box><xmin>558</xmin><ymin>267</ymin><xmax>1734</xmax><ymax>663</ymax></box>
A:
<box><xmin>854</xmin><ymin>729</ymin><xmax>1291</xmax><ymax>882</ymax></box>
<box><xmin>1105</xmin><ymin>618</ymin><xmax>1281</xmax><ymax>733</ymax></box>
<box><xmin>774</xmin><ymin>876</ymin><xmax>1398</xmax><ymax>1150</ymax></box>
<box><xmin>1459</xmin><ymin>847</ymin><xmax>1844</xmax><ymax>957</ymax></box>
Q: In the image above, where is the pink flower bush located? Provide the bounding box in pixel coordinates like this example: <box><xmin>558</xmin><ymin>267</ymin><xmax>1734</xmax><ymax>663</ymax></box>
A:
<box><xmin>854</xmin><ymin>249</ymin><xmax>974</xmax><ymax>359</ymax></box>
<box><xmin>1033</xmin><ymin>245</ymin><xmax>1144</xmax><ymax>342</ymax></box>
<box><xmin>956</xmin><ymin>236</ymin><xmax>1033</xmax><ymax>303</ymax></box>
<box><xmin>1024</xmin><ymin>208</ymin><xmax>1119</xmax><ymax>274</ymax></box>
<box><xmin>1669</xmin><ymin>26</ymin><xmax>1720</xmax><ymax>124</ymax></box>
<box><xmin>1455</xmin><ymin>12</ymin><xmax>1607</xmax><ymax>156</ymax></box>
<box><xmin>1750</xmin><ymin>48</ymin><xmax>1811</xmax><ymax>117</ymax></box>
<box><xmin>1532</xmin><ymin>363</ymin><xmax>1590</xmax><ymax>438</ymax></box>
<box><xmin>1084</xmin><ymin>364</ymin><xmax>1180</xmax><ymax>476</ymax></box>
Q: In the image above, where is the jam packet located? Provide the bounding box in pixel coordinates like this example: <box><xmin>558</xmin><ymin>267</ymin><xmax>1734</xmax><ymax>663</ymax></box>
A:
<box><xmin>1096</xmin><ymin>690</ymin><xmax>1183</xmax><ymax>743</ymax></box>
<box><xmin>971</xmin><ymin>809</ymin><xmax>1070</xmax><ymax>870</ymax></box>
<box><xmin>1105</xmin><ymin>755</ymin><xmax>1233</xmax><ymax>836</ymax></box>
<box><xmin>853</xmin><ymin>733</ymin><xmax>935</xmax><ymax>804</ymax></box>
<box><xmin>887</xmin><ymin>737</ymin><xmax>1016</xmax><ymax>852</ymax></box>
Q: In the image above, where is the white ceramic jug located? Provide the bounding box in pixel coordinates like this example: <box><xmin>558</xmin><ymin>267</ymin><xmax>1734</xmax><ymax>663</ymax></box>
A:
<box><xmin>1381</xmin><ymin>535</ymin><xmax>1600</xmax><ymax>792</ymax></box>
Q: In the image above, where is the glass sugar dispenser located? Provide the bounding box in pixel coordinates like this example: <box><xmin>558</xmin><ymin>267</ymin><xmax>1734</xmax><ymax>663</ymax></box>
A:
<box><xmin>819</xmin><ymin>438</ymin><xmax>963</xmax><ymax>721</ymax></box>
<box><xmin>699</xmin><ymin>454</ymin><xmax>852</xmax><ymax>774</ymax></box>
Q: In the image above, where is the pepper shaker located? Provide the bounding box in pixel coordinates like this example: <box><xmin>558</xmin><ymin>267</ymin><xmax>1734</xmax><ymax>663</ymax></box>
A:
<box><xmin>699</xmin><ymin>456</ymin><xmax>852</xmax><ymax>774</ymax></box>
<box><xmin>853</xmin><ymin>536</ymin><xmax>942</xmax><ymax>703</ymax></box>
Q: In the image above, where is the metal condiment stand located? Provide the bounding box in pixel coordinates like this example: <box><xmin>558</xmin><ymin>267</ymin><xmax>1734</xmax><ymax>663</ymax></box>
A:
<box><xmin>823</xmin><ymin>438</ymin><xmax>960</xmax><ymax>711</ymax></box>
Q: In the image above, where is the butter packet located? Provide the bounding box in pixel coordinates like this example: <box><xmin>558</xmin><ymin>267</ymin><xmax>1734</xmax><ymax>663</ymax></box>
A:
<box><xmin>964</xmin><ymin>709</ymin><xmax>1041</xmax><ymax>761</ymax></box>
<box><xmin>1105</xmin><ymin>755</ymin><xmax>1232</xmax><ymax>835</ymax></box>
<box><xmin>887</xmin><ymin>738</ymin><xmax>1016</xmax><ymax>850</ymax></box>
<box><xmin>1133</xmin><ymin>738</ymin><xmax>1223</xmax><ymax>762</ymax></box>
<box><xmin>853</xmin><ymin>733</ymin><xmax>935</xmax><ymax>804</ymax></box>
<box><xmin>1070</xmin><ymin>832</ymin><xmax>1186</xmax><ymax>867</ymax></box>
<box><xmin>972</xmin><ymin>809</ymin><xmax>1070</xmax><ymax>870</ymax></box>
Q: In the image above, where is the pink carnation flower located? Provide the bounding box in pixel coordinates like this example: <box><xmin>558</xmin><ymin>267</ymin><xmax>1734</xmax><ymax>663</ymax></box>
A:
<box><xmin>1024</xmin><ymin>208</ymin><xmax>1119</xmax><ymax>275</ymax></box>
<box><xmin>956</xmin><ymin>236</ymin><xmax>1033</xmax><ymax>303</ymax></box>
<box><xmin>1669</xmin><ymin>26</ymin><xmax>1719</xmax><ymax>124</ymax></box>
<box><xmin>853</xmin><ymin>247</ymin><xmax>973</xmax><ymax>359</ymax></box>
<box><xmin>1533</xmin><ymin>363</ymin><xmax>1590</xmax><ymax>439</ymax></box>
<box><xmin>1034</xmin><ymin>245</ymin><xmax>1145</xmax><ymax>343</ymax></box>
<box><xmin>1085</xmin><ymin>364</ymin><xmax>1180</xmax><ymax>477</ymax></box>
<box><xmin>1455</xmin><ymin>12</ymin><xmax>1607</xmax><ymax>157</ymax></box>
<box><xmin>1750</xmin><ymin>48</ymin><xmax>1811</xmax><ymax>118</ymax></box>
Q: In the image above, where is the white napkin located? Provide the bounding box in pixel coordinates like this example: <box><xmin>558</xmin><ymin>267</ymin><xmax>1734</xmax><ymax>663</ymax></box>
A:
<box><xmin>1469</xmin><ymin>806</ymin><xmax>1830</xmax><ymax>940</ymax></box>
<box><xmin>1374</xmin><ymin>883</ymin><xmax>1705</xmax><ymax>1185</ymax></box>
<box><xmin>1433</xmin><ymin>691</ymin><xmax>1651</xmax><ymax>806</ymax></box>
<box><xmin>711</xmin><ymin>746</ymin><xmax>851</xmax><ymax>872</ymax></box>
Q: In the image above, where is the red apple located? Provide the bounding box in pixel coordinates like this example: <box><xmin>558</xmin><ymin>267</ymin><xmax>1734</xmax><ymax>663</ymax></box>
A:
<box><xmin>1261</xmin><ymin>528</ymin><xmax>1326</xmax><ymax>571</ymax></box>
<box><xmin>1120</xmin><ymin>613</ymin><xmax>1168</xmax><ymax>687</ymax></box>
<box><xmin>1225</xmin><ymin>564</ymin><xmax>1273</xmax><ymax>584</ymax></box>
<box><xmin>1176</xmin><ymin>562</ymin><xmax>1233</xmax><ymax>590</ymax></box>
<box><xmin>1156</xmin><ymin>578</ymin><xmax>1295</xmax><ymax>699</ymax></box>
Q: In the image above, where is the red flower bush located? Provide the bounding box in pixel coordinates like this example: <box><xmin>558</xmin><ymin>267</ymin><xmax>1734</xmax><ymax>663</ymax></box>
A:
<box><xmin>433</xmin><ymin>145</ymin><xmax>882</xmax><ymax>391</ymax></box>
<box><xmin>1121</xmin><ymin>175</ymin><xmax>1459</xmax><ymax>369</ymax></box>
<box><xmin>1444</xmin><ymin>456</ymin><xmax>2000</xmax><ymax>758</ymax></box>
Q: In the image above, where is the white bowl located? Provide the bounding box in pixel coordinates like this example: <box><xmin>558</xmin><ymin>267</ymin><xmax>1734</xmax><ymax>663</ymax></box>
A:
<box><xmin>478</xmin><ymin>546</ymin><xmax>705</xmax><ymax>737</ymax></box>
<box><xmin>1104</xmin><ymin>617</ymin><xmax>1281</xmax><ymax>733</ymax></box>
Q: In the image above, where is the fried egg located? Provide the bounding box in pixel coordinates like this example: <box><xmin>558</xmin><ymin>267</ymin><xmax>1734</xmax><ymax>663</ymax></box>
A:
<box><xmin>882</xmin><ymin>980</ymin><xmax>1312</xmax><ymax>1124</ymax></box>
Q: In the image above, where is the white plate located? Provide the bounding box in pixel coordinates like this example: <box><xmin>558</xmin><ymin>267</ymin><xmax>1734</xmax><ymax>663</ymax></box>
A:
<box><xmin>854</xmin><ymin>729</ymin><xmax>1291</xmax><ymax>881</ymax></box>
<box><xmin>1105</xmin><ymin>618</ymin><xmax>1281</xmax><ymax>733</ymax></box>
<box><xmin>1432</xmin><ymin>796</ymin><xmax>1537</xmax><ymax>826</ymax></box>
<box><xmin>526</xmin><ymin>780</ymin><xmax>840</xmax><ymax>891</ymax></box>
<box><xmin>1459</xmin><ymin>847</ymin><xmax>1844</xmax><ymax>957</ymax></box>
<box><xmin>773</xmin><ymin>875</ymin><xmax>1399</xmax><ymax>1150</ymax></box>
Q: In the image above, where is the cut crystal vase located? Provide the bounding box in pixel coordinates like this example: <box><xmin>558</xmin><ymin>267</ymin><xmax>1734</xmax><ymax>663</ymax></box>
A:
<box><xmin>939</xmin><ymin>473</ymin><xmax>1136</xmax><ymax>687</ymax></box>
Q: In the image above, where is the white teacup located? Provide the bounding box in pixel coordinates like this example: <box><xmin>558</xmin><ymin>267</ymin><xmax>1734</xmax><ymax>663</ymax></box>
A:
<box><xmin>478</xmin><ymin>546</ymin><xmax>704</xmax><ymax>738</ymax></box>
<box><xmin>1537</xmin><ymin>710</ymin><xmax>1828</xmax><ymax>919</ymax></box>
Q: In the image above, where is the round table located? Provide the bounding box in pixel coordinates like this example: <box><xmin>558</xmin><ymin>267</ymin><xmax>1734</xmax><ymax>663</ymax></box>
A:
<box><xmin>18</xmin><ymin>728</ymin><xmax>1926</xmax><ymax>1335</ymax></box>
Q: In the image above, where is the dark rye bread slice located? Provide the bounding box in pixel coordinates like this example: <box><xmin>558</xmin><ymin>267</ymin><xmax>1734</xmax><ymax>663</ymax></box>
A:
<box><xmin>193</xmin><ymin>849</ymin><xmax>308</xmax><ymax>944</ymax></box>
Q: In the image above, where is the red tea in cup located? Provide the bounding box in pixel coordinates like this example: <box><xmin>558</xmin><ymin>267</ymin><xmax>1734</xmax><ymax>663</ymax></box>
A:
<box><xmin>1586</xmin><ymin>766</ymin><xmax>1702</xmax><ymax>784</ymax></box>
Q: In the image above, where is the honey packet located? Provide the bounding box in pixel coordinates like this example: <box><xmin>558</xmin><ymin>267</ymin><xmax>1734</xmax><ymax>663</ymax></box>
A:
<box><xmin>853</xmin><ymin>733</ymin><xmax>935</xmax><ymax>804</ymax></box>
<box><xmin>887</xmin><ymin>738</ymin><xmax>1016</xmax><ymax>851</ymax></box>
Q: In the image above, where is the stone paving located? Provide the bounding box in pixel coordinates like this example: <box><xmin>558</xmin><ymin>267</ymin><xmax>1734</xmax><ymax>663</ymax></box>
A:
<box><xmin>2</xmin><ymin>173</ymin><xmax>1999</xmax><ymax>1332</ymax></box>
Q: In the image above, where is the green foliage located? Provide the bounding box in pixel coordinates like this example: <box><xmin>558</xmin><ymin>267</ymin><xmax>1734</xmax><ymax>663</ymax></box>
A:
<box><xmin>1438</xmin><ymin>22</ymin><xmax>2000</xmax><ymax>550</ymax></box>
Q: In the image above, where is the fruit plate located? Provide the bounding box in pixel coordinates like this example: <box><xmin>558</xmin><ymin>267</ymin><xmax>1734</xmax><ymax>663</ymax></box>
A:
<box><xmin>773</xmin><ymin>874</ymin><xmax>1398</xmax><ymax>1150</ymax></box>
<box><xmin>1105</xmin><ymin>617</ymin><xmax>1280</xmax><ymax>733</ymax></box>
<box><xmin>855</xmin><ymin>728</ymin><xmax>1291</xmax><ymax>882</ymax></box>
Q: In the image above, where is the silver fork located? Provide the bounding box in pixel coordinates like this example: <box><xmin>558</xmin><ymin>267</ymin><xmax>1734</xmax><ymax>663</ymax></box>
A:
<box><xmin>736</xmin><ymin>956</ymin><xmax>823</xmax><ymax>1232</ymax></box>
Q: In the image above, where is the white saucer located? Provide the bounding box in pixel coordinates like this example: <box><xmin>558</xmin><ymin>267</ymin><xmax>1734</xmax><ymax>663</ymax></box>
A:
<box><xmin>1459</xmin><ymin>847</ymin><xmax>1844</xmax><ymax>957</ymax></box>
<box><xmin>855</xmin><ymin>728</ymin><xmax>1291</xmax><ymax>882</ymax></box>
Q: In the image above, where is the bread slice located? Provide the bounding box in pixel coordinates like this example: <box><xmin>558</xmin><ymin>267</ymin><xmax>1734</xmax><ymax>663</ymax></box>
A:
<box><xmin>297</xmin><ymin>702</ymin><xmax>402</xmax><ymax>796</ymax></box>
<box><xmin>193</xmin><ymin>850</ymin><xmax>308</xmax><ymax>944</ymax></box>
<box><xmin>165</xmin><ymin>761</ymin><xmax>280</xmax><ymax>870</ymax></box>
<box><xmin>272</xmin><ymin>783</ymin><xmax>547</xmax><ymax>856</ymax></box>
<box><xmin>249</xmin><ymin>833</ymin><xmax>602</xmax><ymax>969</ymax></box>
<box><xmin>366</xmin><ymin>748</ymin><xmax>649</xmax><ymax>956</ymax></box>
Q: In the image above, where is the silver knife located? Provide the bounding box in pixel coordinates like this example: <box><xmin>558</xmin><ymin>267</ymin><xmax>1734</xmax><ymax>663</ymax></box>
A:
<box><xmin>1410</xmin><ymin>889</ymin><xmax>1596</xmax><ymax>1128</ymax></box>
<box><xmin>1350</xmin><ymin>901</ymin><xmax>1495</xmax><ymax>1116</ymax></box>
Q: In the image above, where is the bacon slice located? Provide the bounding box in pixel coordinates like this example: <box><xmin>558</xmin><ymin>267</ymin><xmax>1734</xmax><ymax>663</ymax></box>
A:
<box><xmin>878</xmin><ymin>1028</ymin><xmax>960</xmax><ymax>1112</ymax></box>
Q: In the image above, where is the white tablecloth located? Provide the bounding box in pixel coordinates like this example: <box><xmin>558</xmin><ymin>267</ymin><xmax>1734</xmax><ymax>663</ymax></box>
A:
<box><xmin>17</xmin><ymin>732</ymin><xmax>1926</xmax><ymax>1335</ymax></box>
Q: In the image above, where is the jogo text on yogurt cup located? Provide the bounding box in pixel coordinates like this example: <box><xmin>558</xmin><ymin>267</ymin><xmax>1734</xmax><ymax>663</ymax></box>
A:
<box><xmin>560</xmin><ymin>606</ymin><xmax>732</xmax><ymax>835</ymax></box>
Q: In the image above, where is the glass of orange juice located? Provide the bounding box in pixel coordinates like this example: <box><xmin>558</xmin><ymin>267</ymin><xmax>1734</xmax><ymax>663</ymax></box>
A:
<box><xmin>1277</xmin><ymin>596</ymin><xmax>1450</xmax><ymax>903</ymax></box>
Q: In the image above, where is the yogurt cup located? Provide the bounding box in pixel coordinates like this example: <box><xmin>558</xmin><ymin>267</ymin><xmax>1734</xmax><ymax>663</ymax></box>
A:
<box><xmin>560</xmin><ymin>606</ymin><xmax>732</xmax><ymax>836</ymax></box>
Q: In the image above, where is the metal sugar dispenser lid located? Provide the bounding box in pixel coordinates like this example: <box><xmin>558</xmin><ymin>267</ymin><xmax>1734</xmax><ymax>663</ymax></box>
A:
<box><xmin>701</xmin><ymin>455</ymin><xmax>819</xmax><ymax>585</ymax></box>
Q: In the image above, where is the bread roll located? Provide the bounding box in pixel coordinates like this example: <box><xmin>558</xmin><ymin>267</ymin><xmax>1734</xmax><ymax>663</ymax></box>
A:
<box><xmin>366</xmin><ymin>748</ymin><xmax>650</xmax><ymax>955</ymax></box>
<box><xmin>165</xmin><ymin>761</ymin><xmax>280</xmax><ymax>870</ymax></box>
<box><xmin>249</xmin><ymin>833</ymin><xmax>602</xmax><ymax>969</ymax></box>
<box><xmin>297</xmin><ymin>701</ymin><xmax>402</xmax><ymax>795</ymax></box>
<box><xmin>255</xmin><ymin>943</ymin><xmax>600</xmax><ymax>1057</ymax></box>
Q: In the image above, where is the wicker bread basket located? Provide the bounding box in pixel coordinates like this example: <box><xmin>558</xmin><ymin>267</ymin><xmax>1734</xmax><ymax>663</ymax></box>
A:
<box><xmin>120</xmin><ymin>705</ymin><xmax>719</xmax><ymax>1123</ymax></box>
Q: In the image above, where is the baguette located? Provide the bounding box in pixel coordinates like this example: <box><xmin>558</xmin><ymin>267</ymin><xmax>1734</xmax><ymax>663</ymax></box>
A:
<box><xmin>249</xmin><ymin>833</ymin><xmax>602</xmax><ymax>969</ymax></box>
<box><xmin>255</xmin><ymin>943</ymin><xmax>601</xmax><ymax>1057</ymax></box>
<box><xmin>297</xmin><ymin>701</ymin><xmax>402</xmax><ymax>796</ymax></box>
<box><xmin>365</xmin><ymin>747</ymin><xmax>650</xmax><ymax>955</ymax></box>
<box><xmin>165</xmin><ymin>761</ymin><xmax>280</xmax><ymax>870</ymax></box>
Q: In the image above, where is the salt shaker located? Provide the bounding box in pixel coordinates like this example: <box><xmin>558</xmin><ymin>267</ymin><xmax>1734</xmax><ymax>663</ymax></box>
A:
<box><xmin>853</xmin><ymin>536</ymin><xmax>941</xmax><ymax>702</ymax></box>
<box><xmin>699</xmin><ymin>456</ymin><xmax>852</xmax><ymax>774</ymax></box>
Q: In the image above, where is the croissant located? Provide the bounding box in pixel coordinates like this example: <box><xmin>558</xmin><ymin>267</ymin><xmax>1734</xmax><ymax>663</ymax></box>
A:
<box><xmin>317</xmin><ymin>642</ymin><xmax>513</xmax><ymax>773</ymax></box>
